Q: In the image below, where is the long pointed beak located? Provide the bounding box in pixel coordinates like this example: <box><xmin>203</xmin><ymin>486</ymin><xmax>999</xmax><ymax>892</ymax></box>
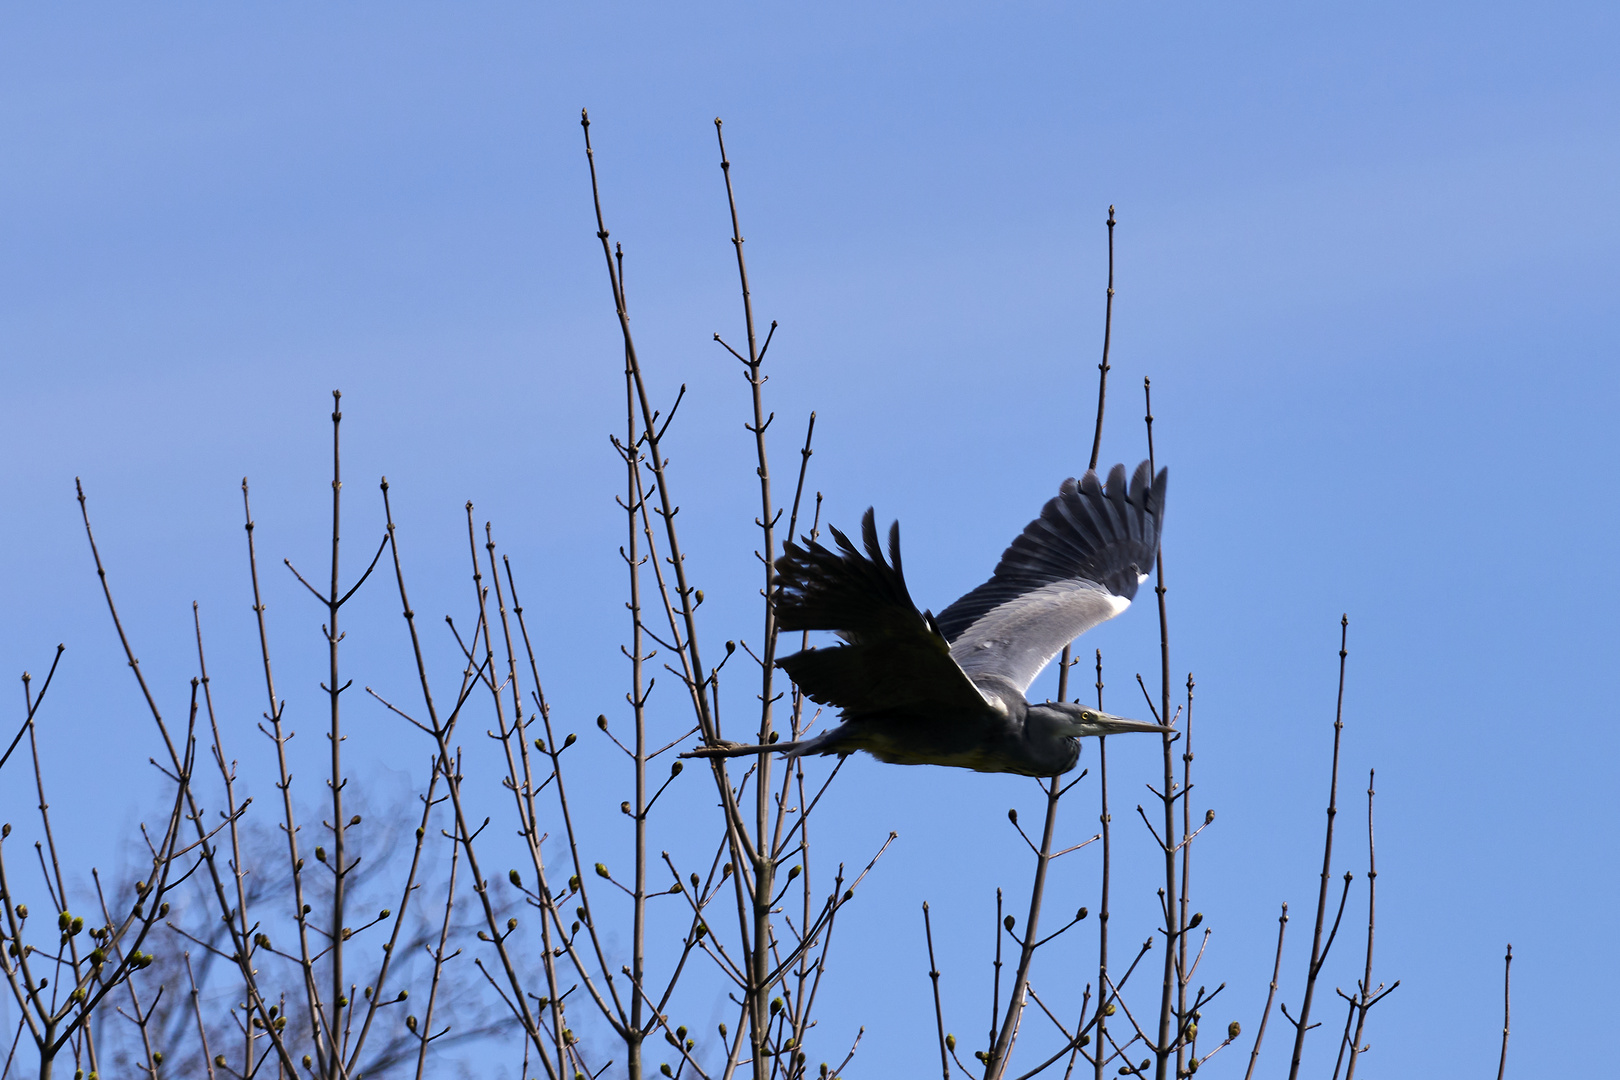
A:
<box><xmin>1079</xmin><ymin>712</ymin><xmax>1173</xmax><ymax>737</ymax></box>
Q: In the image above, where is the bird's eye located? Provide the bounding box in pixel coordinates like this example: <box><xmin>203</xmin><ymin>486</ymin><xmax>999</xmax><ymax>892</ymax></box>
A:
<box><xmin>1082</xmin><ymin>711</ymin><xmax>1095</xmax><ymax>722</ymax></box>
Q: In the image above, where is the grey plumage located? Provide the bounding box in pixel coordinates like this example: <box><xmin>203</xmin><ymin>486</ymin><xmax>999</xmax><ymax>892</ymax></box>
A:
<box><xmin>684</xmin><ymin>462</ymin><xmax>1170</xmax><ymax>777</ymax></box>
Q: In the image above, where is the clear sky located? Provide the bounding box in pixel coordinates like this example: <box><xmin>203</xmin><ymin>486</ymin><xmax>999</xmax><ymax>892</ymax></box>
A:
<box><xmin>2</xmin><ymin>3</ymin><xmax>1616</xmax><ymax>1076</ymax></box>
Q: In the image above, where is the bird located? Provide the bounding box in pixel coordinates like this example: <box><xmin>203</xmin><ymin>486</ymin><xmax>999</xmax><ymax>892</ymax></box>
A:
<box><xmin>684</xmin><ymin>460</ymin><xmax>1170</xmax><ymax>777</ymax></box>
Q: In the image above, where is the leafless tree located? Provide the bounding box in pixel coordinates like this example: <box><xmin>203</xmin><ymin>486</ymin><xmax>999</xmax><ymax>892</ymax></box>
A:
<box><xmin>6</xmin><ymin>119</ymin><xmax>1524</xmax><ymax>1080</ymax></box>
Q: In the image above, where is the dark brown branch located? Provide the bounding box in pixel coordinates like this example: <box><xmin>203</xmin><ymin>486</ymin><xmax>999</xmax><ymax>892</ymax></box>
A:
<box><xmin>378</xmin><ymin>484</ymin><xmax>558</xmax><ymax>1080</ymax></box>
<box><xmin>1342</xmin><ymin>770</ymin><xmax>1380</xmax><ymax>1080</ymax></box>
<box><xmin>1</xmin><ymin>646</ymin><xmax>63</xmax><ymax>775</ymax></box>
<box><xmin>1496</xmin><ymin>944</ymin><xmax>1512</xmax><ymax>1080</ymax></box>
<box><xmin>1088</xmin><ymin>206</ymin><xmax>1116</xmax><ymax>473</ymax></box>
<box><xmin>1143</xmin><ymin>376</ymin><xmax>1177</xmax><ymax>1080</ymax></box>
<box><xmin>924</xmin><ymin>903</ymin><xmax>951</xmax><ymax>1080</ymax></box>
<box><xmin>79</xmin><ymin>478</ymin><xmax>306</xmax><ymax>1076</ymax></box>
<box><xmin>1243</xmin><ymin>903</ymin><xmax>1288</xmax><ymax>1080</ymax></box>
<box><xmin>1286</xmin><ymin>616</ymin><xmax>1350</xmax><ymax>1080</ymax></box>
<box><xmin>1093</xmin><ymin>648</ymin><xmax>1111</xmax><ymax>1080</ymax></box>
<box><xmin>986</xmin><ymin>778</ymin><xmax>1063</xmax><ymax>1078</ymax></box>
<box><xmin>712</xmin><ymin>114</ymin><xmax>783</xmax><ymax>1080</ymax></box>
<box><xmin>1175</xmin><ymin>672</ymin><xmax>1194</xmax><ymax>1079</ymax></box>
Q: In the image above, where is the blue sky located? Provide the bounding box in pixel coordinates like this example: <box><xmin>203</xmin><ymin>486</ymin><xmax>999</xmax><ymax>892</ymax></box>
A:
<box><xmin>2</xmin><ymin>3</ymin><xmax>1617</xmax><ymax>1076</ymax></box>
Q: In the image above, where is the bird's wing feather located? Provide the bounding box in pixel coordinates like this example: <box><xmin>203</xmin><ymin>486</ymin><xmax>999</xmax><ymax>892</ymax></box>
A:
<box><xmin>774</xmin><ymin>509</ymin><xmax>988</xmax><ymax>716</ymax></box>
<box><xmin>937</xmin><ymin>462</ymin><xmax>1167</xmax><ymax>693</ymax></box>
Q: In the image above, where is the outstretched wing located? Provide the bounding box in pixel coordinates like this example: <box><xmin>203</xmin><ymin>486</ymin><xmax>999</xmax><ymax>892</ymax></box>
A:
<box><xmin>936</xmin><ymin>462</ymin><xmax>1167</xmax><ymax>693</ymax></box>
<box><xmin>773</xmin><ymin>509</ymin><xmax>988</xmax><ymax>718</ymax></box>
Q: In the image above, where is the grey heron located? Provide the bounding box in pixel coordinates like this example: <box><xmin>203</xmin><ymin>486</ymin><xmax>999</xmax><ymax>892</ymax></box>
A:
<box><xmin>688</xmin><ymin>461</ymin><xmax>1170</xmax><ymax>777</ymax></box>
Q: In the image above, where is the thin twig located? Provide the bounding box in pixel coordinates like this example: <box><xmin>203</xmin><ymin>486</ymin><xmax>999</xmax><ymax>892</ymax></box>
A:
<box><xmin>1088</xmin><ymin>206</ymin><xmax>1116</xmax><ymax>473</ymax></box>
<box><xmin>1144</xmin><ymin>377</ymin><xmax>1176</xmax><ymax>1080</ymax></box>
<box><xmin>0</xmin><ymin>646</ymin><xmax>63</xmax><ymax>775</ymax></box>
<box><xmin>1342</xmin><ymin>770</ymin><xmax>1379</xmax><ymax>1080</ymax></box>
<box><xmin>1496</xmin><ymin>944</ymin><xmax>1512</xmax><ymax>1080</ymax></box>
<box><xmin>1243</xmin><ymin>904</ymin><xmax>1288</xmax><ymax>1080</ymax></box>
<box><xmin>924</xmin><ymin>903</ymin><xmax>951</xmax><ymax>1080</ymax></box>
<box><xmin>1094</xmin><ymin>648</ymin><xmax>1111</xmax><ymax>1080</ymax></box>
<box><xmin>986</xmin><ymin>778</ymin><xmax>1061</xmax><ymax>1078</ymax></box>
<box><xmin>713</xmin><ymin>115</ymin><xmax>783</xmax><ymax>1080</ymax></box>
<box><xmin>1286</xmin><ymin>616</ymin><xmax>1350</xmax><ymax>1080</ymax></box>
<box><xmin>1175</xmin><ymin>672</ymin><xmax>1194</xmax><ymax>1079</ymax></box>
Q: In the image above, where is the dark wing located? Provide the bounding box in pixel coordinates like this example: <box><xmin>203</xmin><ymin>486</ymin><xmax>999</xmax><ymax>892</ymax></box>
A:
<box><xmin>935</xmin><ymin>462</ymin><xmax>1167</xmax><ymax>693</ymax></box>
<box><xmin>773</xmin><ymin>509</ymin><xmax>988</xmax><ymax>718</ymax></box>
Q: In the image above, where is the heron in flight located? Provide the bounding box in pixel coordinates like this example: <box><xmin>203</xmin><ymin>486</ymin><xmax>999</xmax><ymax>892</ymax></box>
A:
<box><xmin>688</xmin><ymin>461</ymin><xmax>1170</xmax><ymax>777</ymax></box>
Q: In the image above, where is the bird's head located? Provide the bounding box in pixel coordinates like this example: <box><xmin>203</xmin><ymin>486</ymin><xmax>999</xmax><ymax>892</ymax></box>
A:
<box><xmin>1053</xmin><ymin>703</ymin><xmax>1172</xmax><ymax>738</ymax></box>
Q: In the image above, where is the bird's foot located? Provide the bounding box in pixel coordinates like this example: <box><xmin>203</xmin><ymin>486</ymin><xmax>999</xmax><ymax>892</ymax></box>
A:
<box><xmin>679</xmin><ymin>740</ymin><xmax>769</xmax><ymax>760</ymax></box>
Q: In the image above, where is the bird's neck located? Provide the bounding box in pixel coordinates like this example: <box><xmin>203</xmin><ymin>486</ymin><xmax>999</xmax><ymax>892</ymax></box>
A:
<box><xmin>1016</xmin><ymin>703</ymin><xmax>1082</xmax><ymax>777</ymax></box>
